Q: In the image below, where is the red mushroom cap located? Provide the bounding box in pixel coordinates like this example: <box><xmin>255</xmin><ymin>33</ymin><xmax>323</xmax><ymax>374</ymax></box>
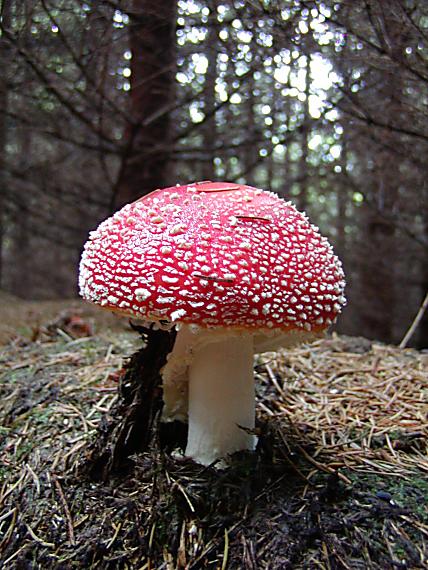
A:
<box><xmin>79</xmin><ymin>181</ymin><xmax>346</xmax><ymax>332</ymax></box>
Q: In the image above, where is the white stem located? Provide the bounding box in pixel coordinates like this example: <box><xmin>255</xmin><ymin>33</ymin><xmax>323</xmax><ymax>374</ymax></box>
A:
<box><xmin>185</xmin><ymin>333</ymin><xmax>256</xmax><ymax>465</ymax></box>
<box><xmin>161</xmin><ymin>326</ymin><xmax>194</xmax><ymax>422</ymax></box>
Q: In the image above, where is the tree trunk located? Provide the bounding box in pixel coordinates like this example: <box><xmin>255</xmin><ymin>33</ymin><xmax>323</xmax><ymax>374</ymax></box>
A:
<box><xmin>0</xmin><ymin>0</ymin><xmax>12</xmax><ymax>288</ymax></box>
<box><xmin>112</xmin><ymin>0</ymin><xmax>177</xmax><ymax>210</ymax></box>
<box><xmin>9</xmin><ymin>1</ymin><xmax>37</xmax><ymax>297</ymax></box>
<box><xmin>243</xmin><ymin>70</ymin><xmax>258</xmax><ymax>185</ymax></box>
<box><xmin>297</xmin><ymin>54</ymin><xmax>311</xmax><ymax>212</ymax></box>
<box><xmin>201</xmin><ymin>0</ymin><xmax>218</xmax><ymax>180</ymax></box>
<box><xmin>417</xmin><ymin>193</ymin><xmax>428</xmax><ymax>347</ymax></box>
<box><xmin>280</xmin><ymin>96</ymin><xmax>292</xmax><ymax>199</ymax></box>
<box><xmin>359</xmin><ymin>6</ymin><xmax>404</xmax><ymax>343</ymax></box>
<box><xmin>336</xmin><ymin>131</ymin><xmax>348</xmax><ymax>263</ymax></box>
<box><xmin>266</xmin><ymin>80</ymin><xmax>276</xmax><ymax>191</ymax></box>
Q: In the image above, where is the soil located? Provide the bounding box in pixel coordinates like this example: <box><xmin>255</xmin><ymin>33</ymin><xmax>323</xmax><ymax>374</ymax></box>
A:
<box><xmin>0</xmin><ymin>299</ymin><xmax>427</xmax><ymax>569</ymax></box>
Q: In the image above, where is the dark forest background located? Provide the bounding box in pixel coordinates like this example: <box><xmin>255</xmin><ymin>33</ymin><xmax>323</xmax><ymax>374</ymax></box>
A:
<box><xmin>0</xmin><ymin>0</ymin><xmax>427</xmax><ymax>347</ymax></box>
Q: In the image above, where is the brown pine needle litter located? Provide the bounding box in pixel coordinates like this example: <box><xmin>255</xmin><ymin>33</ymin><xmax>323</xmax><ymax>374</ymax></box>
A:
<box><xmin>256</xmin><ymin>335</ymin><xmax>428</xmax><ymax>479</ymax></box>
<box><xmin>0</xmin><ymin>330</ymin><xmax>427</xmax><ymax>569</ymax></box>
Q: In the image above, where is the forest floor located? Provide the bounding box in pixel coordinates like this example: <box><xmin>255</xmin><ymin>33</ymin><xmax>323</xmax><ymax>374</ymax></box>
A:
<box><xmin>0</xmin><ymin>297</ymin><xmax>427</xmax><ymax>569</ymax></box>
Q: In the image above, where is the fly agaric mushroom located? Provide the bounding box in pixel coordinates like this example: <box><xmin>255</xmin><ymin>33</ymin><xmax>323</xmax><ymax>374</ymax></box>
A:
<box><xmin>79</xmin><ymin>181</ymin><xmax>346</xmax><ymax>465</ymax></box>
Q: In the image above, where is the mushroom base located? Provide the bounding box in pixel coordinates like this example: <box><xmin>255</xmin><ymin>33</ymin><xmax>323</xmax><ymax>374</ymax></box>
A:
<box><xmin>185</xmin><ymin>333</ymin><xmax>256</xmax><ymax>465</ymax></box>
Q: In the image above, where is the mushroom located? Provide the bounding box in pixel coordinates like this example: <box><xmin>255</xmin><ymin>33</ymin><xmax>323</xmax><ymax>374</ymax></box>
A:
<box><xmin>79</xmin><ymin>181</ymin><xmax>346</xmax><ymax>465</ymax></box>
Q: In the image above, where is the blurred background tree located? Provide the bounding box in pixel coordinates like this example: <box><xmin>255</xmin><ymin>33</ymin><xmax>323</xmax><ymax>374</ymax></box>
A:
<box><xmin>0</xmin><ymin>0</ymin><xmax>427</xmax><ymax>347</ymax></box>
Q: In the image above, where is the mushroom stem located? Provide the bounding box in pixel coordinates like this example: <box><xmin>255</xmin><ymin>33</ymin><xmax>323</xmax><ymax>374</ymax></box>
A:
<box><xmin>185</xmin><ymin>332</ymin><xmax>257</xmax><ymax>465</ymax></box>
<box><xmin>161</xmin><ymin>326</ymin><xmax>193</xmax><ymax>422</ymax></box>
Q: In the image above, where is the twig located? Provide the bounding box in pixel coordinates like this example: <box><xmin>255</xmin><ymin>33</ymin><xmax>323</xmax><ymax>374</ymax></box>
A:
<box><xmin>51</xmin><ymin>473</ymin><xmax>75</xmax><ymax>545</ymax></box>
<box><xmin>26</xmin><ymin>523</ymin><xmax>55</xmax><ymax>548</ymax></box>
<box><xmin>0</xmin><ymin>507</ymin><xmax>17</xmax><ymax>553</ymax></box>
<box><xmin>221</xmin><ymin>528</ymin><xmax>229</xmax><ymax>570</ymax></box>
<box><xmin>399</xmin><ymin>291</ymin><xmax>428</xmax><ymax>348</ymax></box>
